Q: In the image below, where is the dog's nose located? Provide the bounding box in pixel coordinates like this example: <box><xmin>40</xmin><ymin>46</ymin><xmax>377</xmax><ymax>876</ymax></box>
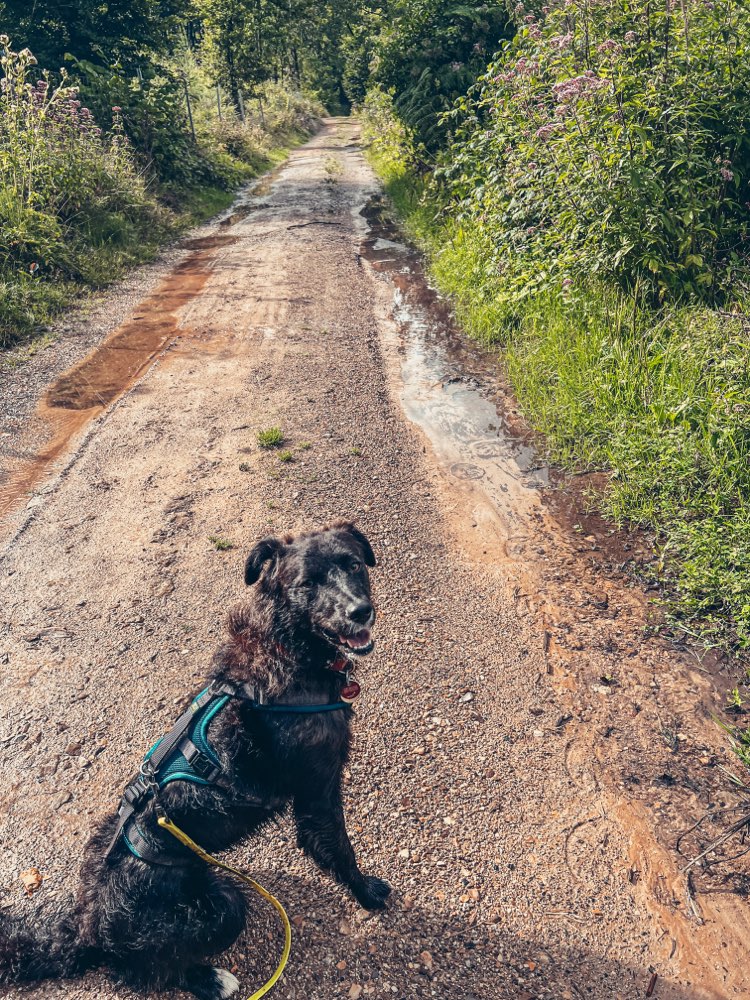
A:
<box><xmin>348</xmin><ymin>601</ymin><xmax>373</xmax><ymax>625</ymax></box>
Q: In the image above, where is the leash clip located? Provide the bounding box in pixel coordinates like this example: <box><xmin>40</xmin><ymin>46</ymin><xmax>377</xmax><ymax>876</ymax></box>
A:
<box><xmin>139</xmin><ymin>759</ymin><xmax>160</xmax><ymax>796</ymax></box>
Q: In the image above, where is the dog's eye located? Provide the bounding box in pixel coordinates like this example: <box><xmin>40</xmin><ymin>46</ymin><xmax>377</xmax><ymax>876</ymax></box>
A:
<box><xmin>350</xmin><ymin>560</ymin><xmax>361</xmax><ymax>573</ymax></box>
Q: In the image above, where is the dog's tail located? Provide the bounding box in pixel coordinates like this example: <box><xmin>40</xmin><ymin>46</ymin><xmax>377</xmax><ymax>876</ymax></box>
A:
<box><xmin>0</xmin><ymin>896</ymin><xmax>97</xmax><ymax>983</ymax></box>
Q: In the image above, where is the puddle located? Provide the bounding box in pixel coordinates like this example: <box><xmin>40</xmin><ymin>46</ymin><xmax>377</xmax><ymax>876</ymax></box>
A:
<box><xmin>360</xmin><ymin>195</ymin><xmax>550</xmax><ymax>543</ymax></box>
<box><xmin>0</xmin><ymin>237</ymin><xmax>233</xmax><ymax>520</ymax></box>
<box><xmin>360</xmin><ymin>194</ymin><xmax>657</xmax><ymax>576</ymax></box>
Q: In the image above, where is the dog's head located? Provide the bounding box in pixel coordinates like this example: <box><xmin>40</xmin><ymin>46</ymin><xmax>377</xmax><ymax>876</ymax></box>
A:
<box><xmin>244</xmin><ymin>521</ymin><xmax>377</xmax><ymax>655</ymax></box>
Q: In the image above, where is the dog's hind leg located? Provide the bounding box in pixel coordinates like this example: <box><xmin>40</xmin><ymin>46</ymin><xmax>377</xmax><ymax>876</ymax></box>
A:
<box><xmin>293</xmin><ymin>787</ymin><xmax>391</xmax><ymax>910</ymax></box>
<box><xmin>104</xmin><ymin>867</ymin><xmax>248</xmax><ymax>999</ymax></box>
<box><xmin>185</xmin><ymin>965</ymin><xmax>240</xmax><ymax>1000</ymax></box>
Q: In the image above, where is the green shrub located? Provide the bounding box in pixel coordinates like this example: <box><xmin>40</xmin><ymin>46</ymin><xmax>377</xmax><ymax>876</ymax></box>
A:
<box><xmin>257</xmin><ymin>427</ymin><xmax>285</xmax><ymax>449</ymax></box>
<box><xmin>442</xmin><ymin>0</ymin><xmax>750</xmax><ymax>302</ymax></box>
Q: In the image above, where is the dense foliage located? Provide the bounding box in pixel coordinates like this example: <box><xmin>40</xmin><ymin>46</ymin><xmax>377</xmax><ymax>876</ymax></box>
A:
<box><xmin>371</xmin><ymin>1</ymin><xmax>511</xmax><ymax>153</ymax></box>
<box><xmin>443</xmin><ymin>0</ymin><xmax>750</xmax><ymax>302</ymax></box>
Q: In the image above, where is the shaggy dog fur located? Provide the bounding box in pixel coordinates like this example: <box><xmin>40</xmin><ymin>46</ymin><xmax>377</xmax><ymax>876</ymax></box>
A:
<box><xmin>0</xmin><ymin>521</ymin><xmax>390</xmax><ymax>1000</ymax></box>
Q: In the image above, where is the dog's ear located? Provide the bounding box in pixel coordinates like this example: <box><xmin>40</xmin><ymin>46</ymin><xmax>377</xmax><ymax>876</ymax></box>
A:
<box><xmin>244</xmin><ymin>536</ymin><xmax>284</xmax><ymax>585</ymax></box>
<box><xmin>334</xmin><ymin>521</ymin><xmax>376</xmax><ymax>567</ymax></box>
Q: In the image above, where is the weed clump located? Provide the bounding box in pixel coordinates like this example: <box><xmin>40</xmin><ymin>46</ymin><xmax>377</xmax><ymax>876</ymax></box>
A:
<box><xmin>209</xmin><ymin>535</ymin><xmax>234</xmax><ymax>551</ymax></box>
<box><xmin>257</xmin><ymin>427</ymin><xmax>285</xmax><ymax>449</ymax></box>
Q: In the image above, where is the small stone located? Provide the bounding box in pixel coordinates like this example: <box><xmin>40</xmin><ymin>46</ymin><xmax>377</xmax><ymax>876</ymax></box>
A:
<box><xmin>65</xmin><ymin>742</ymin><xmax>82</xmax><ymax>755</ymax></box>
<box><xmin>336</xmin><ymin>960</ymin><xmax>347</xmax><ymax>971</ymax></box>
<box><xmin>419</xmin><ymin>951</ymin><xmax>433</xmax><ymax>971</ymax></box>
<box><xmin>349</xmin><ymin>986</ymin><xmax>363</xmax><ymax>1000</ymax></box>
<box><xmin>53</xmin><ymin>791</ymin><xmax>72</xmax><ymax>809</ymax></box>
<box><xmin>339</xmin><ymin>919</ymin><xmax>353</xmax><ymax>935</ymax></box>
<box><xmin>398</xmin><ymin>848</ymin><xmax>410</xmax><ymax>859</ymax></box>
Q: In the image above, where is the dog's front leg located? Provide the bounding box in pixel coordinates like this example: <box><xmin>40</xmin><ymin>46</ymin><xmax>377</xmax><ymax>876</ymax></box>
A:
<box><xmin>293</xmin><ymin>788</ymin><xmax>391</xmax><ymax>910</ymax></box>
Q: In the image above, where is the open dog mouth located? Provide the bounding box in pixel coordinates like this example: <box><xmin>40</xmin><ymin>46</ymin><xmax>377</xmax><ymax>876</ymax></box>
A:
<box><xmin>320</xmin><ymin>627</ymin><xmax>374</xmax><ymax>655</ymax></box>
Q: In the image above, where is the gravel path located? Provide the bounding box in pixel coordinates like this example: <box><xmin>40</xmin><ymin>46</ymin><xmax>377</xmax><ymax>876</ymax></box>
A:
<box><xmin>0</xmin><ymin>119</ymin><xmax>747</xmax><ymax>1000</ymax></box>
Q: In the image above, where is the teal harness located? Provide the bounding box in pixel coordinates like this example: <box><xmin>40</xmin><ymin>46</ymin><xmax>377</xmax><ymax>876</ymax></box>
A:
<box><xmin>143</xmin><ymin>686</ymin><xmax>231</xmax><ymax>790</ymax></box>
<box><xmin>105</xmin><ymin>668</ymin><xmax>357</xmax><ymax>866</ymax></box>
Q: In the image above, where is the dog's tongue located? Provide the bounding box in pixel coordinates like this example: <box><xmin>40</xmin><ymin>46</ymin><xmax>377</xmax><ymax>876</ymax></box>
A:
<box><xmin>340</xmin><ymin>629</ymin><xmax>371</xmax><ymax>650</ymax></box>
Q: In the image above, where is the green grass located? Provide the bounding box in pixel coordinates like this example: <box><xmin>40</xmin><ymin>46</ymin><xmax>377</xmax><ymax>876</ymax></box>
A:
<box><xmin>257</xmin><ymin>427</ymin><xmax>285</xmax><ymax>449</ymax></box>
<box><xmin>209</xmin><ymin>535</ymin><xmax>235</xmax><ymax>551</ymax></box>
<box><xmin>278</xmin><ymin>449</ymin><xmax>294</xmax><ymax>462</ymax></box>
<box><xmin>365</xmin><ymin>136</ymin><xmax>750</xmax><ymax>654</ymax></box>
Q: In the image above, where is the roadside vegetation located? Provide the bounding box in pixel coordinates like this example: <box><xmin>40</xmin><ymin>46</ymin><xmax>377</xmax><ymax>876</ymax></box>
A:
<box><xmin>356</xmin><ymin>0</ymin><xmax>750</xmax><ymax>658</ymax></box>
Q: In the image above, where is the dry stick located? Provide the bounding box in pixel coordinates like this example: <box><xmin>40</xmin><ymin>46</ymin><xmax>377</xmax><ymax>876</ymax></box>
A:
<box><xmin>684</xmin><ymin>872</ymin><xmax>704</xmax><ymax>924</ymax></box>
<box><xmin>675</xmin><ymin>803</ymin><xmax>745</xmax><ymax>855</ymax></box>
<box><xmin>680</xmin><ymin>812</ymin><xmax>750</xmax><ymax>873</ymax></box>
<box><xmin>286</xmin><ymin>221</ymin><xmax>343</xmax><ymax>230</ymax></box>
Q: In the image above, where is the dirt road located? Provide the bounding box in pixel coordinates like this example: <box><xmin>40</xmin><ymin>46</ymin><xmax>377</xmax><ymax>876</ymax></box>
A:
<box><xmin>1</xmin><ymin>119</ymin><xmax>748</xmax><ymax>999</ymax></box>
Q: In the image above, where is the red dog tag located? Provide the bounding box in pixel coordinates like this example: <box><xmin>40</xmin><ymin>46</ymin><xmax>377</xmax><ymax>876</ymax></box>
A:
<box><xmin>340</xmin><ymin>681</ymin><xmax>360</xmax><ymax>704</ymax></box>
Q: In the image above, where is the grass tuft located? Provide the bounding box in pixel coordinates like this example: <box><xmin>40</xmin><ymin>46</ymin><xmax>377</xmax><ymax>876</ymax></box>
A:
<box><xmin>257</xmin><ymin>427</ymin><xmax>285</xmax><ymax>449</ymax></box>
<box><xmin>209</xmin><ymin>535</ymin><xmax>234</xmax><ymax>551</ymax></box>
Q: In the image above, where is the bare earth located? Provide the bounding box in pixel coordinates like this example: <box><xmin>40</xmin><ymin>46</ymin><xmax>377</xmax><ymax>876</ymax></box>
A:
<box><xmin>1</xmin><ymin>119</ymin><xmax>748</xmax><ymax>1000</ymax></box>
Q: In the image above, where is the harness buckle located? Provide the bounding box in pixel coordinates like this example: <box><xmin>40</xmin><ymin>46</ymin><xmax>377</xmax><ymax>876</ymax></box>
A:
<box><xmin>181</xmin><ymin>741</ymin><xmax>221</xmax><ymax>782</ymax></box>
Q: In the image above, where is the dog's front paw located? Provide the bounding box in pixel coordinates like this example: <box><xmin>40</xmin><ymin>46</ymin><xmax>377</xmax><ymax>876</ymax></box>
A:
<box><xmin>353</xmin><ymin>875</ymin><xmax>392</xmax><ymax>910</ymax></box>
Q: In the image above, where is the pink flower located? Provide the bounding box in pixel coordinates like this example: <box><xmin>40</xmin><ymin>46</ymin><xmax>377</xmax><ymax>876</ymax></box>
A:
<box><xmin>597</xmin><ymin>39</ymin><xmax>622</xmax><ymax>55</ymax></box>
<box><xmin>624</xmin><ymin>31</ymin><xmax>637</xmax><ymax>42</ymax></box>
<box><xmin>112</xmin><ymin>105</ymin><xmax>122</xmax><ymax>113</ymax></box>
<box><xmin>721</xmin><ymin>167</ymin><xmax>734</xmax><ymax>181</ymax></box>
<box><xmin>550</xmin><ymin>33</ymin><xmax>574</xmax><ymax>50</ymax></box>
<box><xmin>535</xmin><ymin>123</ymin><xmax>560</xmax><ymax>140</ymax></box>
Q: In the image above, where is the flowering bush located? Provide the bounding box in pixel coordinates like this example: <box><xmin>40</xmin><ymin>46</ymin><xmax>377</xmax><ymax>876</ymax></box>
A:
<box><xmin>441</xmin><ymin>0</ymin><xmax>750</xmax><ymax>301</ymax></box>
<box><xmin>0</xmin><ymin>38</ymin><xmax>157</xmax><ymax>278</ymax></box>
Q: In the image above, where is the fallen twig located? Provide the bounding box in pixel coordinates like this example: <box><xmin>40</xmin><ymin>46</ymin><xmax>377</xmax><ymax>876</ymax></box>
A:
<box><xmin>286</xmin><ymin>221</ymin><xmax>343</xmax><ymax>230</ymax></box>
<box><xmin>680</xmin><ymin>811</ymin><xmax>750</xmax><ymax>873</ymax></box>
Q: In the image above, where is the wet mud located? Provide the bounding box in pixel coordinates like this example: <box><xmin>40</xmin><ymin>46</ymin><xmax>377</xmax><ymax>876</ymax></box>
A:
<box><xmin>0</xmin><ymin>238</ymin><xmax>233</xmax><ymax>520</ymax></box>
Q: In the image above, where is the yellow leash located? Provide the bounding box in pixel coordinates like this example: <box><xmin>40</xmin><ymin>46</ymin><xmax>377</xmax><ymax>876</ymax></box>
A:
<box><xmin>157</xmin><ymin>812</ymin><xmax>291</xmax><ymax>1000</ymax></box>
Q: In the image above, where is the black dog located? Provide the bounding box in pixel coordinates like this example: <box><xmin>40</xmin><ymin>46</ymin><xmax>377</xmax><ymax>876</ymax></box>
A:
<box><xmin>0</xmin><ymin>521</ymin><xmax>390</xmax><ymax>999</ymax></box>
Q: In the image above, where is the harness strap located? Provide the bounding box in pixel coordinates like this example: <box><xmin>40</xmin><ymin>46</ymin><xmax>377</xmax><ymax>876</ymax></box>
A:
<box><xmin>146</xmin><ymin>683</ymin><xmax>234</xmax><ymax>774</ymax></box>
<box><xmin>247</xmin><ymin>700</ymin><xmax>350</xmax><ymax>713</ymax></box>
<box><xmin>123</xmin><ymin>819</ymin><xmax>191</xmax><ymax>867</ymax></box>
<box><xmin>103</xmin><ymin>773</ymin><xmax>153</xmax><ymax>858</ymax></box>
<box><xmin>104</xmin><ymin>675</ymin><xmax>355</xmax><ymax>862</ymax></box>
